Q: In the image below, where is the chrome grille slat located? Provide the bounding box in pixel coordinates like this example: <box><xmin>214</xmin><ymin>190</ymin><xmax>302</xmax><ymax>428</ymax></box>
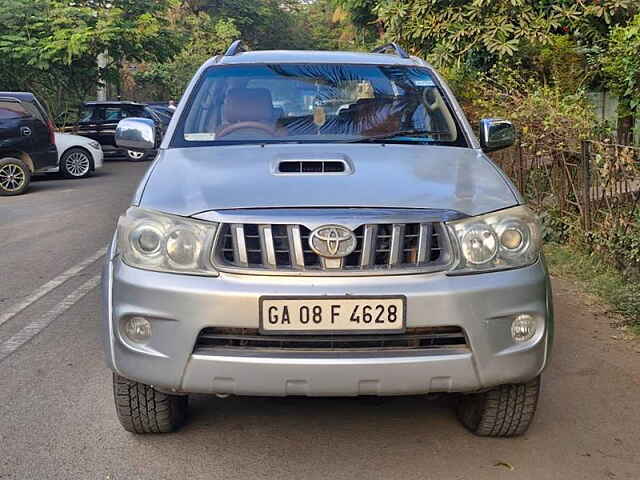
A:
<box><xmin>231</xmin><ymin>224</ymin><xmax>248</xmax><ymax>267</ymax></box>
<box><xmin>215</xmin><ymin>219</ymin><xmax>450</xmax><ymax>275</ymax></box>
<box><xmin>287</xmin><ymin>225</ymin><xmax>305</xmax><ymax>269</ymax></box>
<box><xmin>362</xmin><ymin>222</ymin><xmax>377</xmax><ymax>267</ymax></box>
<box><xmin>417</xmin><ymin>223</ymin><xmax>432</xmax><ymax>263</ymax></box>
<box><xmin>259</xmin><ymin>225</ymin><xmax>277</xmax><ymax>268</ymax></box>
<box><xmin>389</xmin><ymin>224</ymin><xmax>405</xmax><ymax>265</ymax></box>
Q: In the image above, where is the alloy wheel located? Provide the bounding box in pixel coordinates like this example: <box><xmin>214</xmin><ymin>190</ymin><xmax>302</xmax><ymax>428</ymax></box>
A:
<box><xmin>127</xmin><ymin>150</ymin><xmax>145</xmax><ymax>160</ymax></box>
<box><xmin>0</xmin><ymin>163</ymin><xmax>26</xmax><ymax>192</ymax></box>
<box><xmin>65</xmin><ymin>151</ymin><xmax>91</xmax><ymax>177</ymax></box>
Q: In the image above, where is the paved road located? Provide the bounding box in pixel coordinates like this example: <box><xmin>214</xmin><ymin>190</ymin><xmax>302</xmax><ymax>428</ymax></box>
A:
<box><xmin>1</xmin><ymin>161</ymin><xmax>639</xmax><ymax>480</ymax></box>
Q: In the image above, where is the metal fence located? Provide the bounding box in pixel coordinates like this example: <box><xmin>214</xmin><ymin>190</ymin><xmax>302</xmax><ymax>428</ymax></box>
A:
<box><xmin>492</xmin><ymin>141</ymin><xmax>640</xmax><ymax>258</ymax></box>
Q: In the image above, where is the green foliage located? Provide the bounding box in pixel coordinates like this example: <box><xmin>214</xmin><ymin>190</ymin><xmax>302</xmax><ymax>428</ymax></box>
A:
<box><xmin>133</xmin><ymin>0</ymin><xmax>371</xmax><ymax>100</ymax></box>
<box><xmin>334</xmin><ymin>0</ymin><xmax>637</xmax><ymax>84</ymax></box>
<box><xmin>0</xmin><ymin>0</ymin><xmax>178</xmax><ymax>121</ymax></box>
<box><xmin>601</xmin><ymin>14</ymin><xmax>640</xmax><ymax>113</ymax></box>
<box><xmin>294</xmin><ymin>0</ymin><xmax>373</xmax><ymax>51</ymax></box>
<box><xmin>329</xmin><ymin>0</ymin><xmax>378</xmax><ymax>37</ymax></box>
<box><xmin>135</xmin><ymin>9</ymin><xmax>239</xmax><ymax>99</ymax></box>
<box><xmin>538</xmin><ymin>209</ymin><xmax>572</xmax><ymax>244</ymax></box>
<box><xmin>536</xmin><ymin>35</ymin><xmax>587</xmax><ymax>92</ymax></box>
<box><xmin>182</xmin><ymin>0</ymin><xmax>313</xmax><ymax>50</ymax></box>
<box><xmin>1</xmin><ymin>0</ymin><xmax>354</xmax><ymax>110</ymax></box>
<box><xmin>545</xmin><ymin>243</ymin><xmax>640</xmax><ymax>332</ymax></box>
<box><xmin>449</xmin><ymin>65</ymin><xmax>596</xmax><ymax>153</ymax></box>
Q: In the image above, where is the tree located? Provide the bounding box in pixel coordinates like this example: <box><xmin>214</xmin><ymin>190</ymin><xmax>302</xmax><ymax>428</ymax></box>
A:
<box><xmin>334</xmin><ymin>0</ymin><xmax>637</xmax><ymax>70</ymax></box>
<box><xmin>134</xmin><ymin>0</ymin><xmax>370</xmax><ymax>100</ymax></box>
<box><xmin>180</xmin><ymin>0</ymin><xmax>310</xmax><ymax>50</ymax></box>
<box><xmin>134</xmin><ymin>5</ymin><xmax>239</xmax><ymax>100</ymax></box>
<box><xmin>289</xmin><ymin>0</ymin><xmax>373</xmax><ymax>51</ymax></box>
<box><xmin>0</xmin><ymin>0</ymin><xmax>178</xmax><ymax>121</ymax></box>
<box><xmin>601</xmin><ymin>14</ymin><xmax>640</xmax><ymax>143</ymax></box>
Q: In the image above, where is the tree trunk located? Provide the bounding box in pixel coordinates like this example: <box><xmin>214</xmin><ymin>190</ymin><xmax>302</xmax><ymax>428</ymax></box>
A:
<box><xmin>617</xmin><ymin>113</ymin><xmax>634</xmax><ymax>145</ymax></box>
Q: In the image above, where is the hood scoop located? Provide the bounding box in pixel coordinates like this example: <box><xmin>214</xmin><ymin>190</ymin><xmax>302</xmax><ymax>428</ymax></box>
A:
<box><xmin>275</xmin><ymin>158</ymin><xmax>352</xmax><ymax>175</ymax></box>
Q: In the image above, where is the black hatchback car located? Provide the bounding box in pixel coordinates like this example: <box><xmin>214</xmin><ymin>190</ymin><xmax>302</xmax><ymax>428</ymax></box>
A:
<box><xmin>72</xmin><ymin>101</ymin><xmax>170</xmax><ymax>161</ymax></box>
<box><xmin>0</xmin><ymin>92</ymin><xmax>58</xmax><ymax>196</ymax></box>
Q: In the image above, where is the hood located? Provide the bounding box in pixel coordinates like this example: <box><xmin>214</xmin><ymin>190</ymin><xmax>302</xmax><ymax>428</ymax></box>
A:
<box><xmin>138</xmin><ymin>144</ymin><xmax>518</xmax><ymax>217</ymax></box>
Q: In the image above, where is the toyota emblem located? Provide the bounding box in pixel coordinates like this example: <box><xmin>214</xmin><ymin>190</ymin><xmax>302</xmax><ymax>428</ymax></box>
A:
<box><xmin>308</xmin><ymin>225</ymin><xmax>357</xmax><ymax>258</ymax></box>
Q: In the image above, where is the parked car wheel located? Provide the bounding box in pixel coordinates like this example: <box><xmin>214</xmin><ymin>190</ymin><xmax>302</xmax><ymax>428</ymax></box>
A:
<box><xmin>0</xmin><ymin>157</ymin><xmax>31</xmax><ymax>196</ymax></box>
<box><xmin>127</xmin><ymin>149</ymin><xmax>147</xmax><ymax>161</ymax></box>
<box><xmin>457</xmin><ymin>376</ymin><xmax>541</xmax><ymax>437</ymax></box>
<box><xmin>60</xmin><ymin>147</ymin><xmax>93</xmax><ymax>178</ymax></box>
<box><xmin>112</xmin><ymin>373</ymin><xmax>187</xmax><ymax>434</ymax></box>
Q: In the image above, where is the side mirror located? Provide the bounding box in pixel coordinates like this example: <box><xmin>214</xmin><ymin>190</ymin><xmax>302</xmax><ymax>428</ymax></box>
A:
<box><xmin>115</xmin><ymin>117</ymin><xmax>156</xmax><ymax>151</ymax></box>
<box><xmin>480</xmin><ymin>119</ymin><xmax>515</xmax><ymax>153</ymax></box>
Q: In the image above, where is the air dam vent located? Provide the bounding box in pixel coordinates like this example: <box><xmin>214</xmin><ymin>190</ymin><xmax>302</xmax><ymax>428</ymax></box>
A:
<box><xmin>277</xmin><ymin>160</ymin><xmax>350</xmax><ymax>174</ymax></box>
<box><xmin>193</xmin><ymin>327</ymin><xmax>469</xmax><ymax>355</ymax></box>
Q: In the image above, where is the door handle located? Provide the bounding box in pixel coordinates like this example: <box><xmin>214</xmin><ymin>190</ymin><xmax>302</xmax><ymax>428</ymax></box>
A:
<box><xmin>20</xmin><ymin>126</ymin><xmax>32</xmax><ymax>137</ymax></box>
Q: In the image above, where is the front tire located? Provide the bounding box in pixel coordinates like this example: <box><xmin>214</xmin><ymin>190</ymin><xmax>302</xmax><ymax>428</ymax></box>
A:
<box><xmin>60</xmin><ymin>147</ymin><xmax>93</xmax><ymax>178</ymax></box>
<box><xmin>457</xmin><ymin>375</ymin><xmax>541</xmax><ymax>437</ymax></box>
<box><xmin>112</xmin><ymin>373</ymin><xmax>188</xmax><ymax>434</ymax></box>
<box><xmin>0</xmin><ymin>157</ymin><xmax>31</xmax><ymax>196</ymax></box>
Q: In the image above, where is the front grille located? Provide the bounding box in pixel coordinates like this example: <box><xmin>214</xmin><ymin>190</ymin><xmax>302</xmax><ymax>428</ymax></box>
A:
<box><xmin>213</xmin><ymin>221</ymin><xmax>450</xmax><ymax>274</ymax></box>
<box><xmin>193</xmin><ymin>327</ymin><xmax>468</xmax><ymax>354</ymax></box>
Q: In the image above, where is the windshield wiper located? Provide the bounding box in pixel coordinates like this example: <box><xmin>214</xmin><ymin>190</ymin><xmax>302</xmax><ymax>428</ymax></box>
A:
<box><xmin>343</xmin><ymin>129</ymin><xmax>450</xmax><ymax>143</ymax></box>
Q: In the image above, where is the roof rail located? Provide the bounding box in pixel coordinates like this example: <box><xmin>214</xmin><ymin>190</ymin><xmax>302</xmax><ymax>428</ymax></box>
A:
<box><xmin>371</xmin><ymin>42</ymin><xmax>410</xmax><ymax>59</ymax></box>
<box><xmin>225</xmin><ymin>40</ymin><xmax>248</xmax><ymax>57</ymax></box>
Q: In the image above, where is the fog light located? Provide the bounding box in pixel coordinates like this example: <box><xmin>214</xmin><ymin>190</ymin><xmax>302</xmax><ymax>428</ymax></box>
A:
<box><xmin>124</xmin><ymin>316</ymin><xmax>152</xmax><ymax>343</ymax></box>
<box><xmin>511</xmin><ymin>314</ymin><xmax>536</xmax><ymax>342</ymax></box>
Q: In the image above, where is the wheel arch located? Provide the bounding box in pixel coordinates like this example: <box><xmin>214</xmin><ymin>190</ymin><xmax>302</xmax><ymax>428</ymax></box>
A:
<box><xmin>0</xmin><ymin>150</ymin><xmax>35</xmax><ymax>172</ymax></box>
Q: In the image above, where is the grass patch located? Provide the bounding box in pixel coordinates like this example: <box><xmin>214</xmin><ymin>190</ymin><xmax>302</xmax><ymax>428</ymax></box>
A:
<box><xmin>544</xmin><ymin>243</ymin><xmax>640</xmax><ymax>335</ymax></box>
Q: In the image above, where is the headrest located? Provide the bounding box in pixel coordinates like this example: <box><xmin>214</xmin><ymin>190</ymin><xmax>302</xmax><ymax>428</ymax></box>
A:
<box><xmin>223</xmin><ymin>88</ymin><xmax>274</xmax><ymax>123</ymax></box>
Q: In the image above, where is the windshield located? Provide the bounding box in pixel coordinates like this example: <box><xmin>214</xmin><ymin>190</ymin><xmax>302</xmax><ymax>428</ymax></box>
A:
<box><xmin>175</xmin><ymin>64</ymin><xmax>465</xmax><ymax>146</ymax></box>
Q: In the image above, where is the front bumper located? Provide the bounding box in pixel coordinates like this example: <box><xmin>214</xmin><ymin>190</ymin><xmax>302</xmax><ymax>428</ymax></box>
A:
<box><xmin>92</xmin><ymin>147</ymin><xmax>104</xmax><ymax>170</ymax></box>
<box><xmin>102</xmin><ymin>252</ymin><xmax>553</xmax><ymax>396</ymax></box>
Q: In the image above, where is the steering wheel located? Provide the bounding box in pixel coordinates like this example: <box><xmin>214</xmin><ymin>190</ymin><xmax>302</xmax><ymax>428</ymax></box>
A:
<box><xmin>422</xmin><ymin>88</ymin><xmax>457</xmax><ymax>137</ymax></box>
<box><xmin>217</xmin><ymin>121</ymin><xmax>277</xmax><ymax>139</ymax></box>
<box><xmin>423</xmin><ymin>87</ymin><xmax>443</xmax><ymax>113</ymax></box>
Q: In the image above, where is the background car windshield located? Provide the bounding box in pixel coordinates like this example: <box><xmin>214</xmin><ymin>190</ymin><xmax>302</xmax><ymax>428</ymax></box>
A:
<box><xmin>179</xmin><ymin>64</ymin><xmax>461</xmax><ymax>145</ymax></box>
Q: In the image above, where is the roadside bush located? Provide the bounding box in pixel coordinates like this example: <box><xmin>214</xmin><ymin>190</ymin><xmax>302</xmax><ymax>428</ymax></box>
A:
<box><xmin>457</xmin><ymin>70</ymin><xmax>595</xmax><ymax>154</ymax></box>
<box><xmin>584</xmin><ymin>210</ymin><xmax>640</xmax><ymax>276</ymax></box>
<box><xmin>538</xmin><ymin>208</ymin><xmax>573</xmax><ymax>244</ymax></box>
<box><xmin>545</xmin><ymin>244</ymin><xmax>640</xmax><ymax>333</ymax></box>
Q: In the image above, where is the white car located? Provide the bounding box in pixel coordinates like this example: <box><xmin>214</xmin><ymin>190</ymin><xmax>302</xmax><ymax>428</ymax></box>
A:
<box><xmin>54</xmin><ymin>132</ymin><xmax>104</xmax><ymax>178</ymax></box>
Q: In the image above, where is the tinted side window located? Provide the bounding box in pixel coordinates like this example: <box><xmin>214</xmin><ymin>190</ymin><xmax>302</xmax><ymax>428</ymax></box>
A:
<box><xmin>103</xmin><ymin>107</ymin><xmax>126</xmax><ymax>122</ymax></box>
<box><xmin>31</xmin><ymin>98</ymin><xmax>50</xmax><ymax>123</ymax></box>
<box><xmin>0</xmin><ymin>101</ymin><xmax>28</xmax><ymax>120</ymax></box>
<box><xmin>20</xmin><ymin>101</ymin><xmax>46</xmax><ymax>123</ymax></box>
<box><xmin>79</xmin><ymin>107</ymin><xmax>95</xmax><ymax>122</ymax></box>
<box><xmin>127</xmin><ymin>106</ymin><xmax>152</xmax><ymax>119</ymax></box>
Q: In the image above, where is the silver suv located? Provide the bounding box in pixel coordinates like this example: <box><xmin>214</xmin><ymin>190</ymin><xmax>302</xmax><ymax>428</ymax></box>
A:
<box><xmin>103</xmin><ymin>42</ymin><xmax>553</xmax><ymax>437</ymax></box>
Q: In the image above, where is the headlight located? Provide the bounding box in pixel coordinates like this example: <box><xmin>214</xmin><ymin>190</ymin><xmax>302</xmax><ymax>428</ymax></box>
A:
<box><xmin>447</xmin><ymin>206</ymin><xmax>541</xmax><ymax>274</ymax></box>
<box><xmin>117</xmin><ymin>207</ymin><xmax>218</xmax><ymax>276</ymax></box>
<box><xmin>88</xmin><ymin>141</ymin><xmax>101</xmax><ymax>150</ymax></box>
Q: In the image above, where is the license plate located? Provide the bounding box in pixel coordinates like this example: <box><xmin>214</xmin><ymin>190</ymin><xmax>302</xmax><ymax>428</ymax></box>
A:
<box><xmin>260</xmin><ymin>296</ymin><xmax>406</xmax><ymax>334</ymax></box>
